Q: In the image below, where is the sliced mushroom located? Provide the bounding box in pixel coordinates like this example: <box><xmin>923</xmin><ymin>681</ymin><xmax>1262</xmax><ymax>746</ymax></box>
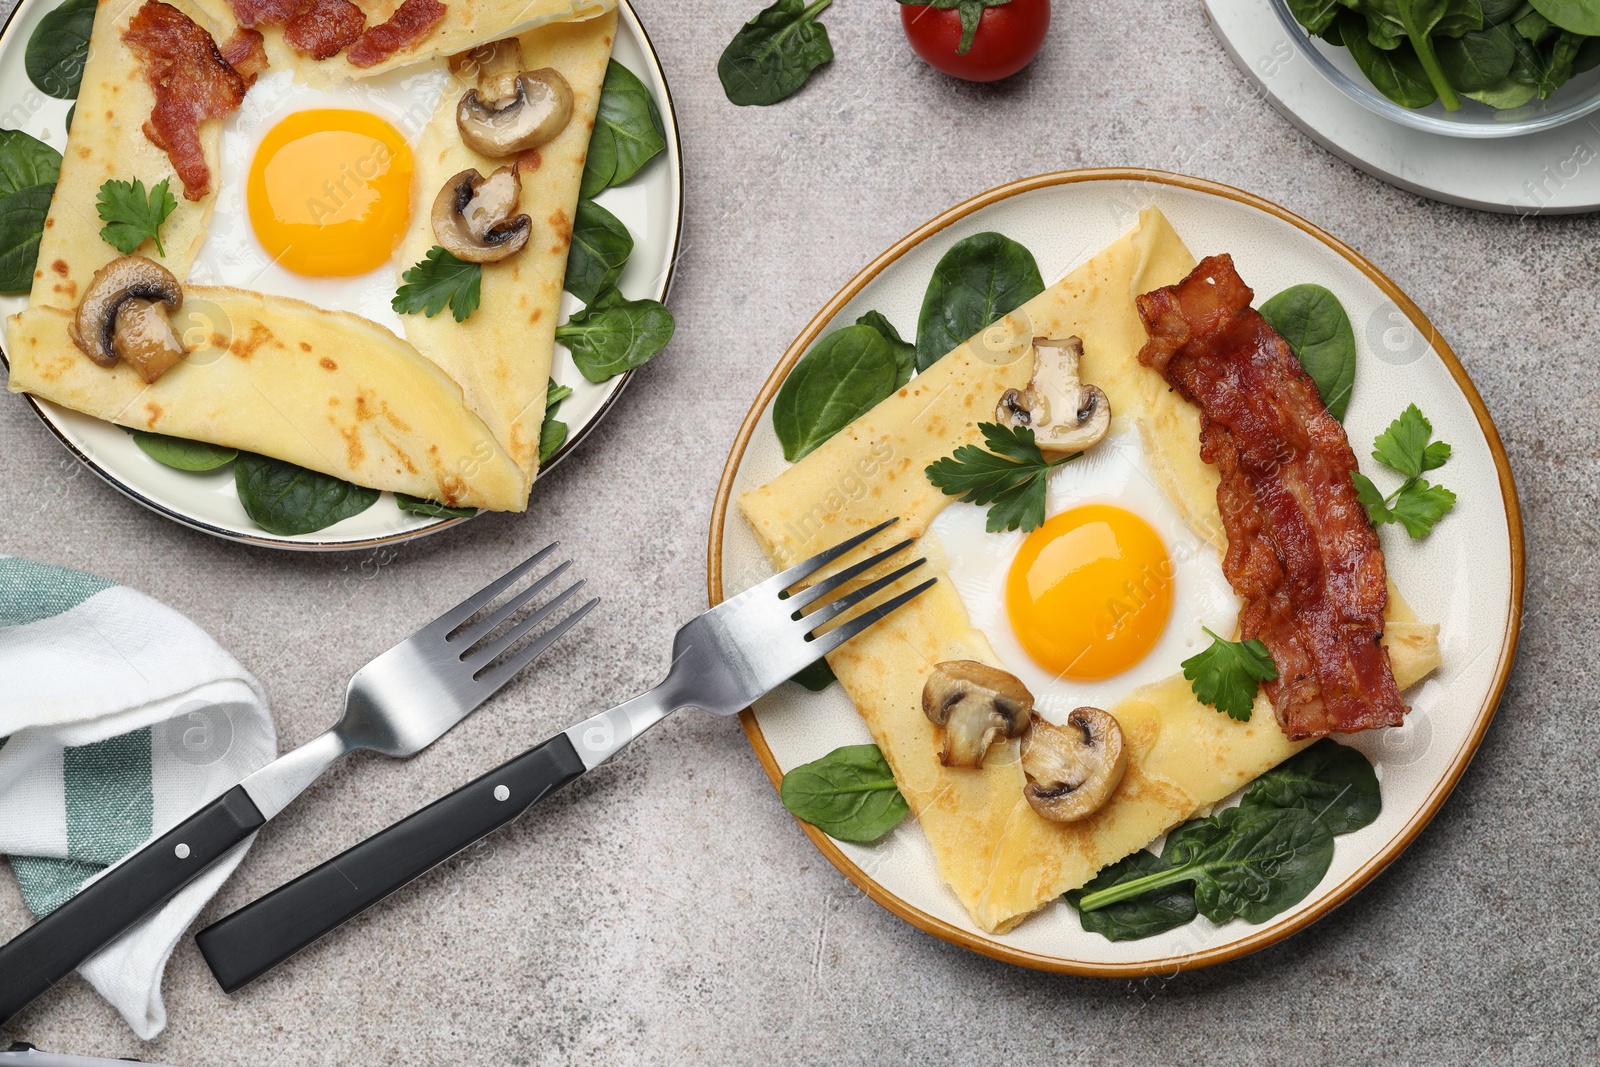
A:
<box><xmin>1020</xmin><ymin>708</ymin><xmax>1127</xmax><ymax>822</ymax></box>
<box><xmin>995</xmin><ymin>336</ymin><xmax>1111</xmax><ymax>455</ymax></box>
<box><xmin>431</xmin><ymin>166</ymin><xmax>531</xmax><ymax>263</ymax></box>
<box><xmin>456</xmin><ymin>67</ymin><xmax>573</xmax><ymax>157</ymax></box>
<box><xmin>448</xmin><ymin>38</ymin><xmax>525</xmax><ymax>102</ymax></box>
<box><xmin>922</xmin><ymin>660</ymin><xmax>1034</xmax><ymax>768</ymax></box>
<box><xmin>68</xmin><ymin>255</ymin><xmax>187</xmax><ymax>381</ymax></box>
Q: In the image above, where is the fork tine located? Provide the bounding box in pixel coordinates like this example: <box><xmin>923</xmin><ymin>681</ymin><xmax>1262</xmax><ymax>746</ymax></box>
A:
<box><xmin>808</xmin><ymin>577</ymin><xmax>938</xmax><ymax>657</ymax></box>
<box><xmin>785</xmin><ymin>537</ymin><xmax>915</xmax><ymax>612</ymax></box>
<box><xmin>424</xmin><ymin>542</ymin><xmax>561</xmax><ymax>636</ymax></box>
<box><xmin>449</xmin><ymin>560</ymin><xmax>574</xmax><ymax>651</ymax></box>
<box><xmin>464</xmin><ymin>580</ymin><xmax>588</xmax><ymax>670</ymax></box>
<box><xmin>474</xmin><ymin>595</ymin><xmax>600</xmax><ymax>693</ymax></box>
<box><xmin>759</xmin><ymin>518</ymin><xmax>899</xmax><ymax>596</ymax></box>
<box><xmin>800</xmin><ymin>557</ymin><xmax>928</xmax><ymax>632</ymax></box>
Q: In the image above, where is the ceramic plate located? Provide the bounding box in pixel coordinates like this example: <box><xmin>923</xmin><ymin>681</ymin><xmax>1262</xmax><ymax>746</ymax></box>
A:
<box><xmin>0</xmin><ymin>0</ymin><xmax>683</xmax><ymax>550</ymax></box>
<box><xmin>709</xmin><ymin>171</ymin><xmax>1524</xmax><ymax>975</ymax></box>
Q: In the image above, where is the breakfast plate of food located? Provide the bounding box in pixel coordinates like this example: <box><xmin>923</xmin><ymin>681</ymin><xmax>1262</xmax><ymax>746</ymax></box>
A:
<box><xmin>709</xmin><ymin>170</ymin><xmax>1523</xmax><ymax>973</ymax></box>
<box><xmin>0</xmin><ymin>0</ymin><xmax>681</xmax><ymax>548</ymax></box>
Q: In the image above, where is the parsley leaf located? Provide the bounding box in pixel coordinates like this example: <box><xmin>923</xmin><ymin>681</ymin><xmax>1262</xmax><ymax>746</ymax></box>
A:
<box><xmin>96</xmin><ymin>178</ymin><xmax>176</xmax><ymax>256</ymax></box>
<box><xmin>1181</xmin><ymin>627</ymin><xmax>1278</xmax><ymax>721</ymax></box>
<box><xmin>393</xmin><ymin>246</ymin><xmax>482</xmax><ymax>322</ymax></box>
<box><xmin>1354</xmin><ymin>404</ymin><xmax>1456</xmax><ymax>539</ymax></box>
<box><xmin>924</xmin><ymin>423</ymin><xmax>1079</xmax><ymax>533</ymax></box>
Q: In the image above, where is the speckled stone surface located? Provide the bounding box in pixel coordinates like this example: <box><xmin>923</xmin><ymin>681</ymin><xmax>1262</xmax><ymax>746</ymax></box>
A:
<box><xmin>0</xmin><ymin>0</ymin><xmax>1593</xmax><ymax>1063</ymax></box>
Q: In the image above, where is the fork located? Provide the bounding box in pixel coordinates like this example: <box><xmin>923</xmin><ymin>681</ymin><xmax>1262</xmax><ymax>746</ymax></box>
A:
<box><xmin>0</xmin><ymin>544</ymin><xmax>597</xmax><ymax>1025</ymax></box>
<box><xmin>194</xmin><ymin>518</ymin><xmax>934</xmax><ymax>992</ymax></box>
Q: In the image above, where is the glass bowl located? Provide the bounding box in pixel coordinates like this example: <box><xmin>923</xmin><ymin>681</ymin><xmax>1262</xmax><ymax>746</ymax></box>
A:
<box><xmin>1270</xmin><ymin>0</ymin><xmax>1600</xmax><ymax>138</ymax></box>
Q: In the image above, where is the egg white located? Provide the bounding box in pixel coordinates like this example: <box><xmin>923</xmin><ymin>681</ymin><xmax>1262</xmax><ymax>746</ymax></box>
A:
<box><xmin>188</xmin><ymin>65</ymin><xmax>451</xmax><ymax>334</ymax></box>
<box><xmin>929</xmin><ymin>425</ymin><xmax>1241</xmax><ymax>716</ymax></box>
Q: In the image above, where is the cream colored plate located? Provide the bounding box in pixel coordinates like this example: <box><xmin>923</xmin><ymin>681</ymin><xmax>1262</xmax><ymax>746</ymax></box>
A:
<box><xmin>709</xmin><ymin>171</ymin><xmax>1524</xmax><ymax>975</ymax></box>
<box><xmin>0</xmin><ymin>0</ymin><xmax>682</xmax><ymax>550</ymax></box>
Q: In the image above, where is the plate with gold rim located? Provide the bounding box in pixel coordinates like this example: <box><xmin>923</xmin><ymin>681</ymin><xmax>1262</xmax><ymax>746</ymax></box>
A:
<box><xmin>708</xmin><ymin>170</ymin><xmax>1524</xmax><ymax>974</ymax></box>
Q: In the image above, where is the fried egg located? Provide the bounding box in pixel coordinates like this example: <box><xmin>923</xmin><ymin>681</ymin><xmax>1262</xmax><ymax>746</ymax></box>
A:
<box><xmin>188</xmin><ymin>65</ymin><xmax>450</xmax><ymax>333</ymax></box>
<box><xmin>930</xmin><ymin>425</ymin><xmax>1241</xmax><ymax>715</ymax></box>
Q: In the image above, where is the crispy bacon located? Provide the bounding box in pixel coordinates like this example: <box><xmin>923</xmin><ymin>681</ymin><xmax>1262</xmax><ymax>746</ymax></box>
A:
<box><xmin>219</xmin><ymin>28</ymin><xmax>269</xmax><ymax>84</ymax></box>
<box><xmin>346</xmin><ymin>0</ymin><xmax>447</xmax><ymax>68</ymax></box>
<box><xmin>225</xmin><ymin>0</ymin><xmax>307</xmax><ymax>28</ymax></box>
<box><xmin>123</xmin><ymin>2</ymin><xmax>251</xmax><ymax>202</ymax></box>
<box><xmin>283</xmin><ymin>0</ymin><xmax>367</xmax><ymax>59</ymax></box>
<box><xmin>1136</xmin><ymin>255</ymin><xmax>1406</xmax><ymax>740</ymax></box>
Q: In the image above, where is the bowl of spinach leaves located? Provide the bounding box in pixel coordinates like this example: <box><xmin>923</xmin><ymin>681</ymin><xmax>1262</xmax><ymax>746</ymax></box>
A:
<box><xmin>1275</xmin><ymin>0</ymin><xmax>1600</xmax><ymax>136</ymax></box>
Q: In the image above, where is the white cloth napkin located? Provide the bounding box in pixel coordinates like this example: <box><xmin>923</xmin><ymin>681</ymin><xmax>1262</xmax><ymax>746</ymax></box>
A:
<box><xmin>0</xmin><ymin>557</ymin><xmax>276</xmax><ymax>1039</ymax></box>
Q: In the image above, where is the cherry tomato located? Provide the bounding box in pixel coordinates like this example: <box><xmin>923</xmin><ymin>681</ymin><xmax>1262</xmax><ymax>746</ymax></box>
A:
<box><xmin>899</xmin><ymin>0</ymin><xmax>1049</xmax><ymax>82</ymax></box>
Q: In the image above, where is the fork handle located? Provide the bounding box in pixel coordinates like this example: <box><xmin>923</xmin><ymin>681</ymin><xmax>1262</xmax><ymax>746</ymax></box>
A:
<box><xmin>196</xmin><ymin>734</ymin><xmax>587</xmax><ymax>993</ymax></box>
<box><xmin>0</xmin><ymin>785</ymin><xmax>265</xmax><ymax>1024</ymax></box>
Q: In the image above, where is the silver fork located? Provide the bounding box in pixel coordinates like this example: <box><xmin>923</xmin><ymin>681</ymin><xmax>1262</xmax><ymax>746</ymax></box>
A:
<box><xmin>194</xmin><ymin>518</ymin><xmax>934</xmax><ymax>992</ymax></box>
<box><xmin>0</xmin><ymin>545</ymin><xmax>597</xmax><ymax>1025</ymax></box>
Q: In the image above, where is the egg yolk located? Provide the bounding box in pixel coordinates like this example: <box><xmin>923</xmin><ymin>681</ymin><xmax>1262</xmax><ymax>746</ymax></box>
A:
<box><xmin>1005</xmin><ymin>503</ymin><xmax>1175</xmax><ymax>680</ymax></box>
<box><xmin>246</xmin><ymin>109</ymin><xmax>413</xmax><ymax>277</ymax></box>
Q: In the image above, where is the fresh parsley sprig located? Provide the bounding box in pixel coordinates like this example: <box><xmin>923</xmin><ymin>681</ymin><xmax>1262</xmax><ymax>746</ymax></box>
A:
<box><xmin>1181</xmin><ymin>627</ymin><xmax>1278</xmax><ymax>721</ymax></box>
<box><xmin>96</xmin><ymin>177</ymin><xmax>175</xmax><ymax>256</ymax></box>
<box><xmin>924</xmin><ymin>422</ymin><xmax>1079</xmax><ymax>533</ymax></box>
<box><xmin>1350</xmin><ymin>403</ymin><xmax>1456</xmax><ymax>539</ymax></box>
<box><xmin>393</xmin><ymin>246</ymin><xmax>481</xmax><ymax>323</ymax></box>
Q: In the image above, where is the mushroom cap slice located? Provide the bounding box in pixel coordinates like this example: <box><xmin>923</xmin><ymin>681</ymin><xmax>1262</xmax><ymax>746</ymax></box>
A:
<box><xmin>995</xmin><ymin>336</ymin><xmax>1111</xmax><ymax>456</ymax></box>
<box><xmin>456</xmin><ymin>67</ymin><xmax>574</xmax><ymax>158</ymax></box>
<box><xmin>1020</xmin><ymin>707</ymin><xmax>1128</xmax><ymax>822</ymax></box>
<box><xmin>431</xmin><ymin>166</ymin><xmax>532</xmax><ymax>264</ymax></box>
<box><xmin>113</xmin><ymin>299</ymin><xmax>187</xmax><ymax>384</ymax></box>
<box><xmin>68</xmin><ymin>255</ymin><xmax>184</xmax><ymax>371</ymax></box>
<box><xmin>922</xmin><ymin>660</ymin><xmax>1034</xmax><ymax>768</ymax></box>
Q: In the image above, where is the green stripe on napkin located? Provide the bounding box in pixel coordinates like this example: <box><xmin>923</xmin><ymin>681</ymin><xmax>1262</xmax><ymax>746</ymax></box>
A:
<box><xmin>0</xmin><ymin>558</ymin><xmax>114</xmax><ymax>627</ymax></box>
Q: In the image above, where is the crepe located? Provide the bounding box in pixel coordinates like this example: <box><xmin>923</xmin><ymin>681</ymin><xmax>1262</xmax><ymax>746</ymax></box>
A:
<box><xmin>739</xmin><ymin>208</ymin><xmax>1442</xmax><ymax>933</ymax></box>
<box><xmin>396</xmin><ymin>9</ymin><xmax>618</xmax><ymax>482</ymax></box>
<box><xmin>7</xmin><ymin>288</ymin><xmax>525</xmax><ymax>510</ymax></box>
<box><xmin>7</xmin><ymin>0</ymin><xmax>618</xmax><ymax>510</ymax></box>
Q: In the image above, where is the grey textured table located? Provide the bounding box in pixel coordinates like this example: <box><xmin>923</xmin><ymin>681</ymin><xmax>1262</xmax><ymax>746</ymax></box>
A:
<box><xmin>0</xmin><ymin>1</ymin><xmax>1593</xmax><ymax>1063</ymax></box>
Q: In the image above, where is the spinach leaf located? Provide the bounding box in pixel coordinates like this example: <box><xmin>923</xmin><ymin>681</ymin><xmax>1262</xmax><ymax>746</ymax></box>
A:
<box><xmin>1257</xmin><ymin>283</ymin><xmax>1357</xmax><ymax>421</ymax></box>
<box><xmin>1464</xmin><ymin>71</ymin><xmax>1539</xmax><ymax>105</ymax></box>
<box><xmin>132</xmin><ymin>431</ymin><xmax>237</xmax><ymax>471</ymax></box>
<box><xmin>1287</xmin><ymin>0</ymin><xmax>1342</xmax><ymax>34</ymax></box>
<box><xmin>1436</xmin><ymin>24</ymin><xmax>1517</xmax><ymax>88</ymax></box>
<box><xmin>1064</xmin><ymin>849</ymin><xmax>1198</xmax><ymax>941</ymax></box>
<box><xmin>1074</xmin><ymin>806</ymin><xmax>1334</xmax><ymax>925</ymax></box>
<box><xmin>395</xmin><ymin>493</ymin><xmax>475</xmax><ymax>518</ymax></box>
<box><xmin>1339</xmin><ymin>12</ymin><xmax>1440</xmax><ymax>107</ymax></box>
<box><xmin>1239</xmin><ymin>739</ymin><xmax>1381</xmax><ymax>836</ymax></box>
<box><xmin>1477</xmin><ymin>0</ymin><xmax>1522</xmax><ymax>23</ymax></box>
<box><xmin>26</xmin><ymin>0</ymin><xmax>95</xmax><ymax>99</ymax></box>
<box><xmin>580</xmin><ymin>61</ymin><xmax>666</xmax><ymax>199</ymax></box>
<box><xmin>718</xmin><ymin>0</ymin><xmax>834</xmax><ymax>106</ymax></box>
<box><xmin>855</xmin><ymin>310</ymin><xmax>915</xmax><ymax>388</ymax></box>
<box><xmin>914</xmin><ymin>231</ymin><xmax>1043</xmax><ymax>372</ymax></box>
<box><xmin>554</xmin><ymin>288</ymin><xmax>675</xmax><ymax>382</ymax></box>
<box><xmin>789</xmin><ymin>659</ymin><xmax>837</xmax><ymax>691</ymax></box>
<box><xmin>539</xmin><ymin>379</ymin><xmax>572</xmax><ymax>464</ymax></box>
<box><xmin>1514</xmin><ymin>7</ymin><xmax>1556</xmax><ymax>44</ymax></box>
<box><xmin>778</xmin><ymin>743</ymin><xmax>908</xmax><ymax>843</ymax></box>
<box><xmin>0</xmin><ymin>129</ymin><xmax>61</xmax><ymax>198</ymax></box>
<box><xmin>771</xmin><ymin>323</ymin><xmax>899</xmax><ymax>461</ymax></box>
<box><xmin>565</xmin><ymin>197</ymin><xmax>633</xmax><ymax>304</ymax></box>
<box><xmin>1345</xmin><ymin>0</ymin><xmax>1481</xmax><ymax>108</ymax></box>
<box><xmin>1529</xmin><ymin>0</ymin><xmax>1600</xmax><ymax>34</ymax></box>
<box><xmin>0</xmin><ymin>184</ymin><xmax>55</xmax><ymax>293</ymax></box>
<box><xmin>234</xmin><ymin>454</ymin><xmax>380</xmax><ymax>536</ymax></box>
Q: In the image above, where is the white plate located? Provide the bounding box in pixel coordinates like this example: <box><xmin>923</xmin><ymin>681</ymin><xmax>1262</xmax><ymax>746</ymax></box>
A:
<box><xmin>709</xmin><ymin>171</ymin><xmax>1525</xmax><ymax>975</ymax></box>
<box><xmin>1205</xmin><ymin>0</ymin><xmax>1600</xmax><ymax>213</ymax></box>
<box><xmin>0</xmin><ymin>0</ymin><xmax>683</xmax><ymax>550</ymax></box>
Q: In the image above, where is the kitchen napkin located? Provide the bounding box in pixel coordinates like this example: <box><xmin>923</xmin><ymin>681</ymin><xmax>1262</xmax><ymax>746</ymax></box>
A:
<box><xmin>0</xmin><ymin>557</ymin><xmax>276</xmax><ymax>1039</ymax></box>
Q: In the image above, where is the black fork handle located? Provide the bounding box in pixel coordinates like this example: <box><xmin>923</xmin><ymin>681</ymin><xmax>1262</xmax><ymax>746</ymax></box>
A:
<box><xmin>196</xmin><ymin>733</ymin><xmax>587</xmax><ymax>993</ymax></box>
<box><xmin>0</xmin><ymin>785</ymin><xmax>265</xmax><ymax>1024</ymax></box>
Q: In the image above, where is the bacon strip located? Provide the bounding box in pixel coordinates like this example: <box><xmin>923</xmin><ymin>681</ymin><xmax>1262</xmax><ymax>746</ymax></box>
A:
<box><xmin>219</xmin><ymin>27</ymin><xmax>269</xmax><ymax>84</ymax></box>
<box><xmin>1136</xmin><ymin>255</ymin><xmax>1406</xmax><ymax>740</ymax></box>
<box><xmin>225</xmin><ymin>0</ymin><xmax>307</xmax><ymax>28</ymax></box>
<box><xmin>284</xmin><ymin>0</ymin><xmax>367</xmax><ymax>59</ymax></box>
<box><xmin>123</xmin><ymin>2</ymin><xmax>251</xmax><ymax>202</ymax></box>
<box><xmin>346</xmin><ymin>0</ymin><xmax>447</xmax><ymax>68</ymax></box>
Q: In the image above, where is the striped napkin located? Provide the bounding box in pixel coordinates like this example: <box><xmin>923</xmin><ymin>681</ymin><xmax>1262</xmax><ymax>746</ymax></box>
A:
<box><xmin>0</xmin><ymin>558</ymin><xmax>275</xmax><ymax>1039</ymax></box>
